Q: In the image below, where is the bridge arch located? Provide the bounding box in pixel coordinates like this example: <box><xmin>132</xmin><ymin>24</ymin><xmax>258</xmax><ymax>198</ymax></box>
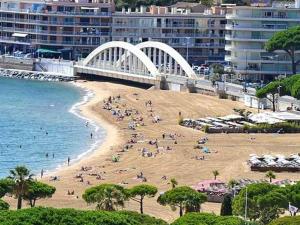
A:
<box><xmin>136</xmin><ymin>41</ymin><xmax>197</xmax><ymax>79</ymax></box>
<box><xmin>82</xmin><ymin>41</ymin><xmax>159</xmax><ymax>77</ymax></box>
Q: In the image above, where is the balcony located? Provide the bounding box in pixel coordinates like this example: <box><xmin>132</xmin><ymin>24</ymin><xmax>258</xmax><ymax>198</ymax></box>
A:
<box><xmin>225</xmin><ymin>34</ymin><xmax>268</xmax><ymax>42</ymax></box>
<box><xmin>1</xmin><ymin>27</ymin><xmax>110</xmax><ymax>36</ymax></box>
<box><xmin>234</xmin><ymin>68</ymin><xmax>292</xmax><ymax>75</ymax></box>
<box><xmin>225</xmin><ymin>24</ymin><xmax>287</xmax><ymax>31</ymax></box>
<box><xmin>0</xmin><ymin>8</ymin><xmax>112</xmax><ymax>17</ymax></box>
<box><xmin>0</xmin><ymin>17</ymin><xmax>111</xmax><ymax>27</ymax></box>
<box><xmin>0</xmin><ymin>36</ymin><xmax>103</xmax><ymax>46</ymax></box>
<box><xmin>112</xmin><ymin>23</ymin><xmax>226</xmax><ymax>29</ymax></box>
<box><xmin>226</xmin><ymin>13</ymin><xmax>300</xmax><ymax>21</ymax></box>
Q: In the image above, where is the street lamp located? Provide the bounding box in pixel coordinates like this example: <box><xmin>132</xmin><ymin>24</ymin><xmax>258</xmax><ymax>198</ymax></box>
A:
<box><xmin>277</xmin><ymin>85</ymin><xmax>282</xmax><ymax>111</ymax></box>
<box><xmin>270</xmin><ymin>54</ymin><xmax>279</xmax><ymax>78</ymax></box>
<box><xmin>185</xmin><ymin>37</ymin><xmax>191</xmax><ymax>64</ymax></box>
<box><xmin>244</xmin><ymin>186</ymin><xmax>248</xmax><ymax>225</ymax></box>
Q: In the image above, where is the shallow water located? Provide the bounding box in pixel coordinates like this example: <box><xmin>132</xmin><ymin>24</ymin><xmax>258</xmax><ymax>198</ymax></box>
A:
<box><xmin>0</xmin><ymin>77</ymin><xmax>105</xmax><ymax>177</ymax></box>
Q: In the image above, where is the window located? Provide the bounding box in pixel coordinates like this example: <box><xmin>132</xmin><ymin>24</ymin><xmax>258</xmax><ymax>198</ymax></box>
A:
<box><xmin>264</xmin><ymin>11</ymin><xmax>273</xmax><ymax>17</ymax></box>
<box><xmin>278</xmin><ymin>11</ymin><xmax>286</xmax><ymax>18</ymax></box>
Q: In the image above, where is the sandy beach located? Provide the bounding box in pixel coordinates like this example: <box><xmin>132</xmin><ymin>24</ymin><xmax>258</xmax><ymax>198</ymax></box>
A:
<box><xmin>5</xmin><ymin>80</ymin><xmax>300</xmax><ymax>222</ymax></box>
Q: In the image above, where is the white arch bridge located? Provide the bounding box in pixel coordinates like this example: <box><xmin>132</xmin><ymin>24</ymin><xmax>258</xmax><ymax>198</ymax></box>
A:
<box><xmin>75</xmin><ymin>41</ymin><xmax>198</xmax><ymax>87</ymax></box>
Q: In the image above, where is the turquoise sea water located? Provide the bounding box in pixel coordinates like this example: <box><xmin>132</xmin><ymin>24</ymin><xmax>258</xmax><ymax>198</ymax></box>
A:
<box><xmin>0</xmin><ymin>77</ymin><xmax>105</xmax><ymax>178</ymax></box>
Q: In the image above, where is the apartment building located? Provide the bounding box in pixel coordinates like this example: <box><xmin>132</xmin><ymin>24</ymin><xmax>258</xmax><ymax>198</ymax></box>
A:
<box><xmin>0</xmin><ymin>0</ymin><xmax>228</xmax><ymax>64</ymax></box>
<box><xmin>225</xmin><ymin>1</ymin><xmax>300</xmax><ymax>81</ymax></box>
<box><xmin>112</xmin><ymin>4</ymin><xmax>227</xmax><ymax>65</ymax></box>
<box><xmin>0</xmin><ymin>0</ymin><xmax>114</xmax><ymax>59</ymax></box>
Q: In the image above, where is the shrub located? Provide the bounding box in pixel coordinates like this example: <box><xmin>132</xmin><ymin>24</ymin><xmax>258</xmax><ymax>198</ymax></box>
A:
<box><xmin>244</xmin><ymin>122</ymin><xmax>300</xmax><ymax>133</ymax></box>
<box><xmin>218</xmin><ymin>91</ymin><xmax>228</xmax><ymax>99</ymax></box>
<box><xmin>0</xmin><ymin>200</ymin><xmax>9</xmax><ymax>210</ymax></box>
<box><xmin>230</xmin><ymin>95</ymin><xmax>237</xmax><ymax>101</ymax></box>
<box><xmin>171</xmin><ymin>212</ymin><xmax>244</xmax><ymax>225</ymax></box>
<box><xmin>0</xmin><ymin>207</ymin><xmax>167</xmax><ymax>225</ymax></box>
<box><xmin>268</xmin><ymin>215</ymin><xmax>300</xmax><ymax>225</ymax></box>
<box><xmin>203</xmin><ymin>125</ymin><xmax>210</xmax><ymax>133</ymax></box>
<box><xmin>178</xmin><ymin>115</ymin><xmax>184</xmax><ymax>125</ymax></box>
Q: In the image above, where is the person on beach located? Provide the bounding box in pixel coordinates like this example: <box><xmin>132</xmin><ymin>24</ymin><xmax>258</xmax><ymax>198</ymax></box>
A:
<box><xmin>68</xmin><ymin>157</ymin><xmax>70</xmax><ymax>166</ymax></box>
<box><xmin>86</xmin><ymin>121</ymin><xmax>89</xmax><ymax>127</ymax></box>
<box><xmin>41</xmin><ymin>169</ymin><xmax>44</xmax><ymax>178</ymax></box>
<box><xmin>90</xmin><ymin>133</ymin><xmax>93</xmax><ymax>139</ymax></box>
<box><xmin>46</xmin><ymin>153</ymin><xmax>48</xmax><ymax>158</ymax></box>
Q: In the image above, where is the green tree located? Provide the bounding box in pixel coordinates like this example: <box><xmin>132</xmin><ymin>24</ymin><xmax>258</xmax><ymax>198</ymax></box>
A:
<box><xmin>212</xmin><ymin>170</ymin><xmax>220</xmax><ymax>180</ymax></box>
<box><xmin>281</xmin><ymin>181</ymin><xmax>300</xmax><ymax>215</ymax></box>
<box><xmin>157</xmin><ymin>186</ymin><xmax>207</xmax><ymax>217</ymax></box>
<box><xmin>265</xmin><ymin>171</ymin><xmax>276</xmax><ymax>183</ymax></box>
<box><xmin>265</xmin><ymin>26</ymin><xmax>300</xmax><ymax>75</ymax></box>
<box><xmin>269</xmin><ymin>215</ymin><xmax>300</xmax><ymax>225</ymax></box>
<box><xmin>171</xmin><ymin>212</ymin><xmax>246</xmax><ymax>225</ymax></box>
<box><xmin>291</xmin><ymin>78</ymin><xmax>300</xmax><ymax>99</ymax></box>
<box><xmin>0</xmin><ymin>207</ymin><xmax>168</xmax><ymax>225</ymax></box>
<box><xmin>23</xmin><ymin>181</ymin><xmax>56</xmax><ymax>207</ymax></box>
<box><xmin>8</xmin><ymin>166</ymin><xmax>34</xmax><ymax>209</ymax></box>
<box><xmin>0</xmin><ymin>178</ymin><xmax>14</xmax><ymax>198</ymax></box>
<box><xmin>0</xmin><ymin>199</ymin><xmax>9</xmax><ymax>210</ymax></box>
<box><xmin>201</xmin><ymin>0</ymin><xmax>214</xmax><ymax>6</ymax></box>
<box><xmin>228</xmin><ymin>179</ymin><xmax>238</xmax><ymax>189</ymax></box>
<box><xmin>220</xmin><ymin>194</ymin><xmax>233</xmax><ymax>216</ymax></box>
<box><xmin>170</xmin><ymin>178</ymin><xmax>178</xmax><ymax>189</ymax></box>
<box><xmin>256</xmin><ymin>81</ymin><xmax>282</xmax><ymax>112</ymax></box>
<box><xmin>232</xmin><ymin>183</ymin><xmax>288</xmax><ymax>224</ymax></box>
<box><xmin>128</xmin><ymin>184</ymin><xmax>158</xmax><ymax>214</ymax></box>
<box><xmin>82</xmin><ymin>184</ymin><xmax>128</xmax><ymax>211</ymax></box>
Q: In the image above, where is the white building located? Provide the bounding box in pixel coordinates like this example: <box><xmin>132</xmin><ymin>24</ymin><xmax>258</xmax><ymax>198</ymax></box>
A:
<box><xmin>225</xmin><ymin>1</ymin><xmax>300</xmax><ymax>82</ymax></box>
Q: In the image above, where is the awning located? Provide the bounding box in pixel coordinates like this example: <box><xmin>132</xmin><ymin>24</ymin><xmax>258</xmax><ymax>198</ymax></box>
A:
<box><xmin>36</xmin><ymin>48</ymin><xmax>61</xmax><ymax>54</ymax></box>
<box><xmin>12</xmin><ymin>33</ymin><xmax>28</xmax><ymax>38</ymax></box>
<box><xmin>81</xmin><ymin>7</ymin><xmax>99</xmax><ymax>10</ymax></box>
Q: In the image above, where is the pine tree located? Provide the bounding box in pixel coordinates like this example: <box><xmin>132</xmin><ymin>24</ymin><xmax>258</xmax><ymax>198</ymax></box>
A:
<box><xmin>220</xmin><ymin>194</ymin><xmax>233</xmax><ymax>216</ymax></box>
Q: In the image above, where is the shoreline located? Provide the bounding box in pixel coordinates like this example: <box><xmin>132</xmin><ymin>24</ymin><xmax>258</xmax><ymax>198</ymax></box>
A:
<box><xmin>44</xmin><ymin>80</ymin><xmax>122</xmax><ymax>178</ymax></box>
<box><xmin>46</xmin><ymin>81</ymin><xmax>108</xmax><ymax>175</ymax></box>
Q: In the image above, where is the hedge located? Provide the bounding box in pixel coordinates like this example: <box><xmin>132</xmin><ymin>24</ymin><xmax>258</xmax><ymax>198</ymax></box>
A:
<box><xmin>0</xmin><ymin>207</ymin><xmax>167</xmax><ymax>225</ymax></box>
<box><xmin>171</xmin><ymin>213</ymin><xmax>245</xmax><ymax>225</ymax></box>
<box><xmin>268</xmin><ymin>216</ymin><xmax>300</xmax><ymax>225</ymax></box>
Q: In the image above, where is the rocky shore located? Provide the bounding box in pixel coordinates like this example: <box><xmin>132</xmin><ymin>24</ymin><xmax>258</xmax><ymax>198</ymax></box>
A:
<box><xmin>0</xmin><ymin>68</ymin><xmax>75</xmax><ymax>82</ymax></box>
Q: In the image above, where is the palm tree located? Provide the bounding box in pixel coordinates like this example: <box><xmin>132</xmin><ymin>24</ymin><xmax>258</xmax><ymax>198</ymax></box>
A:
<box><xmin>265</xmin><ymin>170</ymin><xmax>276</xmax><ymax>183</ymax></box>
<box><xmin>170</xmin><ymin>178</ymin><xmax>178</xmax><ymax>189</ymax></box>
<box><xmin>8</xmin><ymin>166</ymin><xmax>34</xmax><ymax>209</ymax></box>
<box><xmin>228</xmin><ymin>179</ymin><xmax>238</xmax><ymax>189</ymax></box>
<box><xmin>212</xmin><ymin>170</ymin><xmax>220</xmax><ymax>180</ymax></box>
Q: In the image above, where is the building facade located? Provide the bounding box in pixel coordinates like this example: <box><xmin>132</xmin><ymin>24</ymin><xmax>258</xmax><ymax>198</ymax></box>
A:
<box><xmin>112</xmin><ymin>4</ymin><xmax>227</xmax><ymax>65</ymax></box>
<box><xmin>0</xmin><ymin>1</ymin><xmax>228</xmax><ymax>65</ymax></box>
<box><xmin>0</xmin><ymin>0</ymin><xmax>113</xmax><ymax>59</ymax></box>
<box><xmin>225</xmin><ymin>3</ymin><xmax>300</xmax><ymax>81</ymax></box>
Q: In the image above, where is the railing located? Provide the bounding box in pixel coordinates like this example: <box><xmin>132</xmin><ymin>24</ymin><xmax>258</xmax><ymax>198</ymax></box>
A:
<box><xmin>0</xmin><ymin>17</ymin><xmax>111</xmax><ymax>26</ymax></box>
<box><xmin>163</xmin><ymin>33</ymin><xmax>224</xmax><ymax>38</ymax></box>
<box><xmin>227</xmin><ymin>13</ymin><xmax>298</xmax><ymax>20</ymax></box>
<box><xmin>112</xmin><ymin>32</ymin><xmax>224</xmax><ymax>38</ymax></box>
<box><xmin>112</xmin><ymin>23</ymin><xmax>226</xmax><ymax>29</ymax></box>
<box><xmin>225</xmin><ymin>24</ymin><xmax>287</xmax><ymax>30</ymax></box>
<box><xmin>0</xmin><ymin>8</ymin><xmax>112</xmax><ymax>16</ymax></box>
<box><xmin>1</xmin><ymin>27</ymin><xmax>110</xmax><ymax>36</ymax></box>
<box><xmin>0</xmin><ymin>36</ymin><xmax>103</xmax><ymax>46</ymax></box>
<box><xmin>225</xmin><ymin>34</ymin><xmax>269</xmax><ymax>40</ymax></box>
